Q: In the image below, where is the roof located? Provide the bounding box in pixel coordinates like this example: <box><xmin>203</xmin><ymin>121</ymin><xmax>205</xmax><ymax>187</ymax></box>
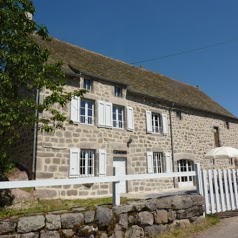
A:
<box><xmin>34</xmin><ymin>35</ymin><xmax>236</xmax><ymax>119</ymax></box>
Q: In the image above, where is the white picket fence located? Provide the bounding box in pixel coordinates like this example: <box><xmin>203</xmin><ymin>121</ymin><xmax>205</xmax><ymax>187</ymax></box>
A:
<box><xmin>196</xmin><ymin>164</ymin><xmax>238</xmax><ymax>214</ymax></box>
<box><xmin>0</xmin><ymin>170</ymin><xmax>196</xmax><ymax>206</ymax></box>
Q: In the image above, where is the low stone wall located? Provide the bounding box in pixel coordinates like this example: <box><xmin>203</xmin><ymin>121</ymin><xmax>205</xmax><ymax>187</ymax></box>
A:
<box><xmin>0</xmin><ymin>194</ymin><xmax>205</xmax><ymax>238</ymax></box>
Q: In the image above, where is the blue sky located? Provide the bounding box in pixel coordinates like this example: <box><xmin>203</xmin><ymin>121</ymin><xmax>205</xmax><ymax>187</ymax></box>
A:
<box><xmin>33</xmin><ymin>1</ymin><xmax>238</xmax><ymax>117</ymax></box>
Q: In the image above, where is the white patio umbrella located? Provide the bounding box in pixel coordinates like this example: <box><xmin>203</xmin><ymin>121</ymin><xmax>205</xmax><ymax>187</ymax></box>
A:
<box><xmin>204</xmin><ymin>146</ymin><xmax>238</xmax><ymax>159</ymax></box>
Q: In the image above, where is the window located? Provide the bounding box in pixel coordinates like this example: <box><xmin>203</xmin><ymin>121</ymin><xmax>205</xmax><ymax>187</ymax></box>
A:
<box><xmin>176</xmin><ymin>110</ymin><xmax>182</xmax><ymax>120</ymax></box>
<box><xmin>113</xmin><ymin>150</ymin><xmax>127</xmax><ymax>155</ymax></box>
<box><xmin>80</xmin><ymin>150</ymin><xmax>95</xmax><ymax>177</ymax></box>
<box><xmin>113</xmin><ymin>105</ymin><xmax>124</xmax><ymax>128</ymax></box>
<box><xmin>97</xmin><ymin>100</ymin><xmax>134</xmax><ymax>131</ymax></box>
<box><xmin>84</xmin><ymin>79</ymin><xmax>92</xmax><ymax>91</ymax></box>
<box><xmin>214</xmin><ymin>127</ymin><xmax>220</xmax><ymax>147</ymax></box>
<box><xmin>152</xmin><ymin>113</ymin><xmax>162</xmax><ymax>133</ymax></box>
<box><xmin>153</xmin><ymin>152</ymin><xmax>164</xmax><ymax>173</ymax></box>
<box><xmin>225</xmin><ymin>121</ymin><xmax>230</xmax><ymax>129</ymax></box>
<box><xmin>114</xmin><ymin>86</ymin><xmax>122</xmax><ymax>97</ymax></box>
<box><xmin>69</xmin><ymin>148</ymin><xmax>107</xmax><ymax>177</ymax></box>
<box><xmin>146</xmin><ymin>111</ymin><xmax>168</xmax><ymax>134</ymax></box>
<box><xmin>147</xmin><ymin>151</ymin><xmax>171</xmax><ymax>173</ymax></box>
<box><xmin>80</xmin><ymin>99</ymin><xmax>94</xmax><ymax>125</ymax></box>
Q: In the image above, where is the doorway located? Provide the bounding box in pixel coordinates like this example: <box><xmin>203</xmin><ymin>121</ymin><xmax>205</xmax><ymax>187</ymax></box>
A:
<box><xmin>113</xmin><ymin>158</ymin><xmax>127</xmax><ymax>193</ymax></box>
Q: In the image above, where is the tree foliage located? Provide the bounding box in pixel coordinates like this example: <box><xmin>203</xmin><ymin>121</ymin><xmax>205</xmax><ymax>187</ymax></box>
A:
<box><xmin>0</xmin><ymin>0</ymin><xmax>84</xmax><ymax>174</ymax></box>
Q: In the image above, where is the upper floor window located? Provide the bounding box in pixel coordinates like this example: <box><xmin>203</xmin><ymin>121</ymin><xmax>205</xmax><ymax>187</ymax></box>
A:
<box><xmin>84</xmin><ymin>79</ymin><xmax>92</xmax><ymax>91</ymax></box>
<box><xmin>113</xmin><ymin>105</ymin><xmax>124</xmax><ymax>128</ymax></box>
<box><xmin>97</xmin><ymin>100</ymin><xmax>134</xmax><ymax>131</ymax></box>
<box><xmin>214</xmin><ymin>126</ymin><xmax>220</xmax><ymax>147</ymax></box>
<box><xmin>146</xmin><ymin>111</ymin><xmax>168</xmax><ymax>134</ymax></box>
<box><xmin>114</xmin><ymin>86</ymin><xmax>122</xmax><ymax>97</ymax></box>
<box><xmin>152</xmin><ymin>113</ymin><xmax>162</xmax><ymax>133</ymax></box>
<box><xmin>80</xmin><ymin>99</ymin><xmax>94</xmax><ymax>125</ymax></box>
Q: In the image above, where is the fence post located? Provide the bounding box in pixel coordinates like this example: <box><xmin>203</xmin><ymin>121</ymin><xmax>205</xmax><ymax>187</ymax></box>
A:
<box><xmin>112</xmin><ymin>167</ymin><xmax>120</xmax><ymax>206</ymax></box>
<box><xmin>195</xmin><ymin>163</ymin><xmax>202</xmax><ymax>195</ymax></box>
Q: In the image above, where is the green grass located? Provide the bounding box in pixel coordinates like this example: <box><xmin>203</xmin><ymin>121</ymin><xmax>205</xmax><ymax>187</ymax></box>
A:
<box><xmin>0</xmin><ymin>197</ymin><xmax>131</xmax><ymax>218</ymax></box>
<box><xmin>158</xmin><ymin>215</ymin><xmax>219</xmax><ymax>238</ymax></box>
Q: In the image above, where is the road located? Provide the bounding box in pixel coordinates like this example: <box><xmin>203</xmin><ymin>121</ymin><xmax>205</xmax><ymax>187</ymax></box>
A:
<box><xmin>193</xmin><ymin>216</ymin><xmax>238</xmax><ymax>238</ymax></box>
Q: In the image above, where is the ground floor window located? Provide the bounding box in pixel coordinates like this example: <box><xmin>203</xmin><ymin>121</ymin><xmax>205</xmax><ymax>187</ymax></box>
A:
<box><xmin>80</xmin><ymin>150</ymin><xmax>95</xmax><ymax>177</ymax></box>
<box><xmin>153</xmin><ymin>152</ymin><xmax>164</xmax><ymax>173</ymax></box>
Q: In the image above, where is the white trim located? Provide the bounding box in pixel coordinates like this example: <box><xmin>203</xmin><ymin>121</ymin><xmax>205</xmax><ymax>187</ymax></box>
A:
<box><xmin>97</xmin><ymin>100</ymin><xmax>105</xmax><ymax>127</ymax></box>
<box><xmin>69</xmin><ymin>148</ymin><xmax>80</xmax><ymax>177</ymax></box>
<box><xmin>147</xmin><ymin>151</ymin><xmax>153</xmax><ymax>173</ymax></box>
<box><xmin>146</xmin><ymin>111</ymin><xmax>152</xmax><ymax>133</ymax></box>
<box><xmin>99</xmin><ymin>149</ymin><xmax>107</xmax><ymax>176</ymax></box>
<box><xmin>127</xmin><ymin>106</ymin><xmax>134</xmax><ymax>131</ymax></box>
<box><xmin>70</xmin><ymin>97</ymin><xmax>80</xmax><ymax>123</ymax></box>
<box><xmin>162</xmin><ymin>113</ymin><xmax>168</xmax><ymax>135</ymax></box>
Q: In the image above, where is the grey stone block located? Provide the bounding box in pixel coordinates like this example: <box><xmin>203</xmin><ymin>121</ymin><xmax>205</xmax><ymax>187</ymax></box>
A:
<box><xmin>0</xmin><ymin>220</ymin><xmax>16</xmax><ymax>235</ymax></box>
<box><xmin>17</xmin><ymin>215</ymin><xmax>45</xmax><ymax>233</ymax></box>
<box><xmin>96</xmin><ymin>206</ymin><xmax>113</xmax><ymax>229</ymax></box>
<box><xmin>61</xmin><ymin>213</ymin><xmax>84</xmax><ymax>229</ymax></box>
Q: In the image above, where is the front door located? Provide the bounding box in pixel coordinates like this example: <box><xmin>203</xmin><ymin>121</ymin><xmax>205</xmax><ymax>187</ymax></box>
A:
<box><xmin>113</xmin><ymin>158</ymin><xmax>127</xmax><ymax>193</ymax></box>
<box><xmin>178</xmin><ymin>159</ymin><xmax>194</xmax><ymax>187</ymax></box>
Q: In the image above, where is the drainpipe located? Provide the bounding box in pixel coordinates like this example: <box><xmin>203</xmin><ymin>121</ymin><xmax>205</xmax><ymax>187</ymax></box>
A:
<box><xmin>169</xmin><ymin>103</ymin><xmax>176</xmax><ymax>187</ymax></box>
<box><xmin>32</xmin><ymin>88</ymin><xmax>40</xmax><ymax>180</ymax></box>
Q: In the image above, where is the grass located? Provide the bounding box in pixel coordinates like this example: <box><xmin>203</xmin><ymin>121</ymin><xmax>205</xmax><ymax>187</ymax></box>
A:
<box><xmin>158</xmin><ymin>215</ymin><xmax>219</xmax><ymax>238</ymax></box>
<box><xmin>0</xmin><ymin>197</ymin><xmax>131</xmax><ymax>218</ymax></box>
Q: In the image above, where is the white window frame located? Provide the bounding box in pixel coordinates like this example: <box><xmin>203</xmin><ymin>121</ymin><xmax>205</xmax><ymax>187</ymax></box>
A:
<box><xmin>146</xmin><ymin>111</ymin><xmax>168</xmax><ymax>135</ymax></box>
<box><xmin>113</xmin><ymin>105</ymin><xmax>124</xmax><ymax>128</ymax></box>
<box><xmin>153</xmin><ymin>152</ymin><xmax>164</xmax><ymax>173</ymax></box>
<box><xmin>80</xmin><ymin>149</ymin><xmax>95</xmax><ymax>177</ymax></box>
<box><xmin>151</xmin><ymin>113</ymin><xmax>162</xmax><ymax>133</ymax></box>
<box><xmin>80</xmin><ymin>99</ymin><xmax>94</xmax><ymax>125</ymax></box>
<box><xmin>84</xmin><ymin>79</ymin><xmax>92</xmax><ymax>91</ymax></box>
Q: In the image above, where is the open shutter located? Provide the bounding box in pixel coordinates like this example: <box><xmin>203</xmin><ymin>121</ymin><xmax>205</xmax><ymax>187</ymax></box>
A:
<box><xmin>99</xmin><ymin>149</ymin><xmax>107</xmax><ymax>176</ymax></box>
<box><xmin>105</xmin><ymin>102</ymin><xmax>113</xmax><ymax>127</ymax></box>
<box><xmin>97</xmin><ymin>101</ymin><xmax>105</xmax><ymax>127</ymax></box>
<box><xmin>71</xmin><ymin>97</ymin><xmax>80</xmax><ymax>123</ymax></box>
<box><xmin>147</xmin><ymin>151</ymin><xmax>153</xmax><ymax>174</ymax></box>
<box><xmin>162</xmin><ymin>113</ymin><xmax>168</xmax><ymax>135</ymax></box>
<box><xmin>146</xmin><ymin>111</ymin><xmax>152</xmax><ymax>133</ymax></box>
<box><xmin>69</xmin><ymin>148</ymin><xmax>80</xmax><ymax>177</ymax></box>
<box><xmin>127</xmin><ymin>106</ymin><xmax>134</xmax><ymax>131</ymax></box>
<box><xmin>165</xmin><ymin>152</ymin><xmax>172</xmax><ymax>173</ymax></box>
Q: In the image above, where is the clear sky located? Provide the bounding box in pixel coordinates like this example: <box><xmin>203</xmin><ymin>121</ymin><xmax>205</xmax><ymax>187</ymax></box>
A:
<box><xmin>33</xmin><ymin>1</ymin><xmax>238</xmax><ymax>117</ymax></box>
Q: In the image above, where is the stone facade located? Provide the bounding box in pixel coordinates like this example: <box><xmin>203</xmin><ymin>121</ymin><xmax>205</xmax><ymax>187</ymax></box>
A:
<box><xmin>0</xmin><ymin>194</ymin><xmax>205</xmax><ymax>238</ymax></box>
<box><xmin>16</xmin><ymin>76</ymin><xmax>238</xmax><ymax>199</ymax></box>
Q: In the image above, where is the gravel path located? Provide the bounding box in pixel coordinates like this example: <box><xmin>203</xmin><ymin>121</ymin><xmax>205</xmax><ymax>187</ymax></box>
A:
<box><xmin>193</xmin><ymin>216</ymin><xmax>238</xmax><ymax>238</ymax></box>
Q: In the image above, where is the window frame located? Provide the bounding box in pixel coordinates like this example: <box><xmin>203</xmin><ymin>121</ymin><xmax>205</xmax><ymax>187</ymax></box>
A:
<box><xmin>83</xmin><ymin>79</ymin><xmax>92</xmax><ymax>91</ymax></box>
<box><xmin>80</xmin><ymin>99</ymin><xmax>94</xmax><ymax>125</ymax></box>
<box><xmin>113</xmin><ymin>104</ymin><xmax>125</xmax><ymax>128</ymax></box>
<box><xmin>151</xmin><ymin>112</ymin><xmax>162</xmax><ymax>133</ymax></box>
<box><xmin>114</xmin><ymin>86</ymin><xmax>122</xmax><ymax>97</ymax></box>
<box><xmin>80</xmin><ymin>149</ymin><xmax>95</xmax><ymax>177</ymax></box>
<box><xmin>153</xmin><ymin>152</ymin><xmax>165</xmax><ymax>173</ymax></box>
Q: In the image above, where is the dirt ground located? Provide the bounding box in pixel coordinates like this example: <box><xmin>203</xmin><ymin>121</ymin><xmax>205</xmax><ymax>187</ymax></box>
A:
<box><xmin>193</xmin><ymin>215</ymin><xmax>238</xmax><ymax>238</ymax></box>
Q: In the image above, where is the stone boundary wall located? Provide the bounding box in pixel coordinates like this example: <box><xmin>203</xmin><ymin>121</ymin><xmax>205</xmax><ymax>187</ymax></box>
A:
<box><xmin>0</xmin><ymin>195</ymin><xmax>205</xmax><ymax>238</ymax></box>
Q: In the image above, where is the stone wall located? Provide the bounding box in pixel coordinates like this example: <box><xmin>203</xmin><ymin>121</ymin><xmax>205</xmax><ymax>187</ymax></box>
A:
<box><xmin>0</xmin><ymin>194</ymin><xmax>205</xmax><ymax>238</ymax></box>
<box><xmin>17</xmin><ymin>77</ymin><xmax>238</xmax><ymax>198</ymax></box>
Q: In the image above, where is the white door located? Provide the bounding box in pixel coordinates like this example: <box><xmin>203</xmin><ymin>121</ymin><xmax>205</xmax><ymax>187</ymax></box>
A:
<box><xmin>178</xmin><ymin>159</ymin><xmax>194</xmax><ymax>187</ymax></box>
<box><xmin>113</xmin><ymin>158</ymin><xmax>127</xmax><ymax>193</ymax></box>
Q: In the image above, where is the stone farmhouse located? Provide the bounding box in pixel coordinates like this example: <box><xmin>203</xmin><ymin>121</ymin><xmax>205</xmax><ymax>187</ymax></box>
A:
<box><xmin>16</xmin><ymin>37</ymin><xmax>238</xmax><ymax>199</ymax></box>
